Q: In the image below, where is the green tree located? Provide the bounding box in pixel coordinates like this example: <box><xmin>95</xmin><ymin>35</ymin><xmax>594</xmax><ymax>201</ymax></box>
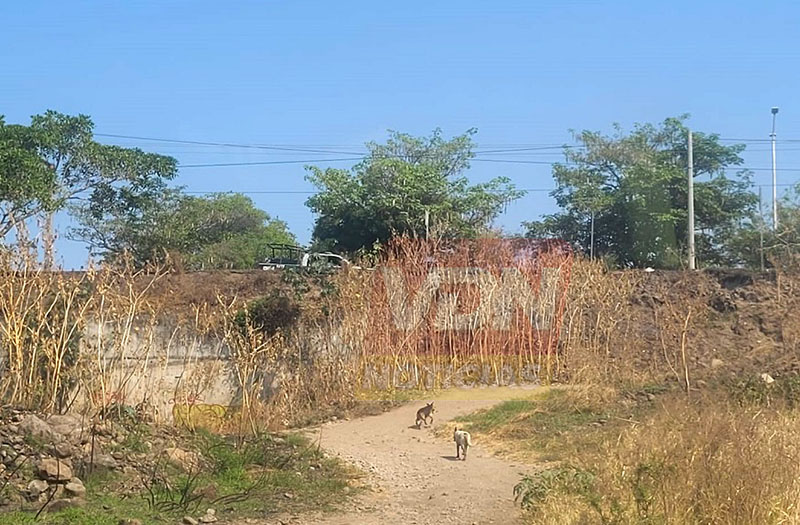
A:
<box><xmin>729</xmin><ymin>187</ymin><xmax>800</xmax><ymax>270</ymax></box>
<box><xmin>306</xmin><ymin>129</ymin><xmax>524</xmax><ymax>253</ymax></box>
<box><xmin>171</xmin><ymin>193</ymin><xmax>296</xmax><ymax>269</ymax></box>
<box><xmin>524</xmin><ymin>116</ymin><xmax>756</xmax><ymax>268</ymax></box>
<box><xmin>73</xmin><ymin>192</ymin><xmax>295</xmax><ymax>269</ymax></box>
<box><xmin>0</xmin><ymin>116</ymin><xmax>56</xmax><ymax>234</ymax></box>
<box><xmin>0</xmin><ymin>111</ymin><xmax>177</xmax><ymax>238</ymax></box>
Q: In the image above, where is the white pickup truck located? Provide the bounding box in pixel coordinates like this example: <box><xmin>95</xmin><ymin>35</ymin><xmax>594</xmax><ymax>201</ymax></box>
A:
<box><xmin>257</xmin><ymin>243</ymin><xmax>355</xmax><ymax>271</ymax></box>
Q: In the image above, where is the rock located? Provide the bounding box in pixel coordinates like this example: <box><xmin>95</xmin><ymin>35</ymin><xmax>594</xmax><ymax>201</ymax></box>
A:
<box><xmin>199</xmin><ymin>512</ymin><xmax>218</xmax><ymax>524</ymax></box>
<box><xmin>197</xmin><ymin>484</ymin><xmax>218</xmax><ymax>500</ymax></box>
<box><xmin>761</xmin><ymin>373</ymin><xmax>775</xmax><ymax>385</ymax></box>
<box><xmin>67</xmin><ymin>428</ymin><xmax>90</xmax><ymax>445</ymax></box>
<box><xmin>19</xmin><ymin>415</ymin><xmax>63</xmax><ymax>442</ymax></box>
<box><xmin>64</xmin><ymin>478</ymin><xmax>86</xmax><ymax>498</ymax></box>
<box><xmin>183</xmin><ymin>517</ymin><xmax>199</xmax><ymax>525</ymax></box>
<box><xmin>91</xmin><ymin>453</ymin><xmax>118</xmax><ymax>470</ymax></box>
<box><xmin>95</xmin><ymin>423</ymin><xmax>114</xmax><ymax>437</ymax></box>
<box><xmin>45</xmin><ymin>415</ymin><xmax>81</xmax><ymax>437</ymax></box>
<box><xmin>37</xmin><ymin>458</ymin><xmax>73</xmax><ymax>482</ymax></box>
<box><xmin>27</xmin><ymin>479</ymin><xmax>49</xmax><ymax>497</ymax></box>
<box><xmin>46</xmin><ymin>498</ymin><xmax>85</xmax><ymax>512</ymax></box>
<box><xmin>165</xmin><ymin>447</ymin><xmax>202</xmax><ymax>471</ymax></box>
<box><xmin>710</xmin><ymin>358</ymin><xmax>725</xmax><ymax>369</ymax></box>
<box><xmin>118</xmin><ymin>520</ymin><xmax>143</xmax><ymax>525</ymax></box>
<box><xmin>51</xmin><ymin>441</ymin><xmax>74</xmax><ymax>459</ymax></box>
<box><xmin>283</xmin><ymin>492</ymin><xmax>294</xmax><ymax>499</ymax></box>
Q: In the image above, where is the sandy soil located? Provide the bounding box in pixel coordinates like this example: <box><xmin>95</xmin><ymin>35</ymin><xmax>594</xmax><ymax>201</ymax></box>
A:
<box><xmin>245</xmin><ymin>387</ymin><xmax>537</xmax><ymax>525</ymax></box>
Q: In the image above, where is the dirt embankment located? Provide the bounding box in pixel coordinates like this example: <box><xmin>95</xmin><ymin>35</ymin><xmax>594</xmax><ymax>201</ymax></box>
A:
<box><xmin>138</xmin><ymin>267</ymin><xmax>800</xmax><ymax>381</ymax></box>
<box><xmin>612</xmin><ymin>268</ymin><xmax>800</xmax><ymax>381</ymax></box>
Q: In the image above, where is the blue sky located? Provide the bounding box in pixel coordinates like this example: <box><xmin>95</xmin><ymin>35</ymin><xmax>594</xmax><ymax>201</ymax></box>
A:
<box><xmin>2</xmin><ymin>1</ymin><xmax>800</xmax><ymax>268</ymax></box>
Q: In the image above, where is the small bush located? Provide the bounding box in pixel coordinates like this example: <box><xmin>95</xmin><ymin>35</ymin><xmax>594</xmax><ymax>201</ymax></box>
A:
<box><xmin>514</xmin><ymin>466</ymin><xmax>596</xmax><ymax>512</ymax></box>
<box><xmin>726</xmin><ymin>374</ymin><xmax>800</xmax><ymax>408</ymax></box>
<box><xmin>235</xmin><ymin>293</ymin><xmax>301</xmax><ymax>336</ymax></box>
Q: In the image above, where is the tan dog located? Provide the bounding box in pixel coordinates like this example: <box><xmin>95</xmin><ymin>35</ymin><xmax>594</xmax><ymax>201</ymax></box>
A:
<box><xmin>454</xmin><ymin>427</ymin><xmax>473</xmax><ymax>460</ymax></box>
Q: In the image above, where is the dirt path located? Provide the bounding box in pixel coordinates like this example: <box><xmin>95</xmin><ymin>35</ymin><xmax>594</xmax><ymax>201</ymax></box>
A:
<box><xmin>263</xmin><ymin>387</ymin><xmax>537</xmax><ymax>525</ymax></box>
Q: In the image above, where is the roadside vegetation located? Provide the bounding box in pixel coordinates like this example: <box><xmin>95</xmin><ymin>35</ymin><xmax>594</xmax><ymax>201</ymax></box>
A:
<box><xmin>449</xmin><ymin>263</ymin><xmax>800</xmax><ymax>524</ymax></box>
<box><xmin>456</xmin><ymin>385</ymin><xmax>800</xmax><ymax>525</ymax></box>
<box><xmin>3</xmin><ymin>425</ymin><xmax>358</xmax><ymax>525</ymax></box>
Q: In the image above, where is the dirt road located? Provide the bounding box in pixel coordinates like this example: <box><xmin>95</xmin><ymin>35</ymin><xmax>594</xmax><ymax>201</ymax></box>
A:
<box><xmin>268</xmin><ymin>388</ymin><xmax>536</xmax><ymax>525</ymax></box>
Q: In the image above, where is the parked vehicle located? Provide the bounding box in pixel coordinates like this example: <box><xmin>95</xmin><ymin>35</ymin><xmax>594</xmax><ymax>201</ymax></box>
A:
<box><xmin>258</xmin><ymin>243</ymin><xmax>361</xmax><ymax>272</ymax></box>
<box><xmin>257</xmin><ymin>243</ymin><xmax>306</xmax><ymax>270</ymax></box>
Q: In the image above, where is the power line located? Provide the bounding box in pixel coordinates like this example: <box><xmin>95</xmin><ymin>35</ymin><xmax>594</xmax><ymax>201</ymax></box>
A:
<box><xmin>97</xmin><ymin>131</ymin><xmax>800</xmax><ymax>148</ymax></box>
<box><xmin>178</xmin><ymin>155</ymin><xmax>800</xmax><ymax>172</ymax></box>
<box><xmin>98</xmin><ymin>131</ymin><xmax>800</xmax><ymax>173</ymax></box>
<box><xmin>97</xmin><ymin>132</ymin><xmax>586</xmax><ymax>155</ymax></box>
<box><xmin>185</xmin><ymin>190</ymin><xmax>320</xmax><ymax>195</ymax></box>
<box><xmin>180</xmin><ymin>158</ymin><xmax>362</xmax><ymax>168</ymax></box>
<box><xmin>719</xmin><ymin>137</ymin><xmax>800</xmax><ymax>143</ymax></box>
<box><xmin>182</xmin><ymin>182</ymin><xmax>797</xmax><ymax>196</ymax></box>
<box><xmin>183</xmin><ymin>187</ymin><xmax>558</xmax><ymax>195</ymax></box>
<box><xmin>95</xmin><ymin>133</ymin><xmax>365</xmax><ymax>156</ymax></box>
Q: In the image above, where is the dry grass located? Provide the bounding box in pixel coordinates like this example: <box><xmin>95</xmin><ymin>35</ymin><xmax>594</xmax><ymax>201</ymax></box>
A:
<box><xmin>516</xmin><ymin>393</ymin><xmax>800</xmax><ymax>525</ymax></box>
<box><xmin>0</xmin><ymin>238</ymin><xmax>359</xmax><ymax>430</ymax></box>
<box><xmin>0</xmin><ymin>245</ymin><xmax>170</xmax><ymax>414</ymax></box>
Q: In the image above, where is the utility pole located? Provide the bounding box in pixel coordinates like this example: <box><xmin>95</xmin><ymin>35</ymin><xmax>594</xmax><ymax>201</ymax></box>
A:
<box><xmin>589</xmin><ymin>210</ymin><xmax>595</xmax><ymax>261</ymax></box>
<box><xmin>759</xmin><ymin>186</ymin><xmax>765</xmax><ymax>271</ymax></box>
<box><xmin>771</xmin><ymin>107</ymin><xmax>779</xmax><ymax>230</ymax></box>
<box><xmin>687</xmin><ymin>129</ymin><xmax>696</xmax><ymax>270</ymax></box>
<box><xmin>42</xmin><ymin>213</ymin><xmax>55</xmax><ymax>270</ymax></box>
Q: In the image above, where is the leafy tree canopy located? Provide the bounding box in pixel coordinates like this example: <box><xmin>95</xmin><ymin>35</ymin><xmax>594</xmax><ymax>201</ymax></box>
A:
<box><xmin>306</xmin><ymin>129</ymin><xmax>524</xmax><ymax>253</ymax></box>
<box><xmin>0</xmin><ymin>110</ymin><xmax>177</xmax><ymax>238</ymax></box>
<box><xmin>524</xmin><ymin>116</ymin><xmax>757</xmax><ymax>268</ymax></box>
<box><xmin>73</xmin><ymin>192</ymin><xmax>296</xmax><ymax>270</ymax></box>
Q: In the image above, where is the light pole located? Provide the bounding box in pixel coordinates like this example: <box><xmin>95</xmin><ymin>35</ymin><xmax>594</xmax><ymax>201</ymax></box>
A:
<box><xmin>771</xmin><ymin>106</ymin><xmax>779</xmax><ymax>230</ymax></box>
<box><xmin>688</xmin><ymin>129</ymin><xmax>695</xmax><ymax>270</ymax></box>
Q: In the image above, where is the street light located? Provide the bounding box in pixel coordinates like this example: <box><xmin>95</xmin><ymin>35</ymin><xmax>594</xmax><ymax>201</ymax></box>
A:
<box><xmin>771</xmin><ymin>107</ymin><xmax>779</xmax><ymax>230</ymax></box>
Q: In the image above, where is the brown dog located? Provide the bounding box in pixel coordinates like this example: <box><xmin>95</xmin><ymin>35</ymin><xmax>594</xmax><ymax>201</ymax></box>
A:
<box><xmin>415</xmin><ymin>402</ymin><xmax>435</xmax><ymax>428</ymax></box>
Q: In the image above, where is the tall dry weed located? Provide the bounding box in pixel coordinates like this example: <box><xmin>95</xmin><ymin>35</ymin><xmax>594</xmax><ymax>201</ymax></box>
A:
<box><xmin>0</xmin><ymin>245</ymin><xmax>169</xmax><ymax>414</ymax></box>
<box><xmin>557</xmin><ymin>260</ymin><xmax>643</xmax><ymax>385</ymax></box>
<box><xmin>518</xmin><ymin>395</ymin><xmax>800</xmax><ymax>525</ymax></box>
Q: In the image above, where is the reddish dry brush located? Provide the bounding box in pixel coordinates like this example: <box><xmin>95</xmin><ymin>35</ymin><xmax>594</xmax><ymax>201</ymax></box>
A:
<box><xmin>329</xmin><ymin>237</ymin><xmax>574</xmax><ymax>390</ymax></box>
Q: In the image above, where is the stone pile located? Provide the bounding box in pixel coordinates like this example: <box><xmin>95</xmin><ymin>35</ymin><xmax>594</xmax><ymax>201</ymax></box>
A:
<box><xmin>0</xmin><ymin>408</ymin><xmax>126</xmax><ymax>512</ymax></box>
